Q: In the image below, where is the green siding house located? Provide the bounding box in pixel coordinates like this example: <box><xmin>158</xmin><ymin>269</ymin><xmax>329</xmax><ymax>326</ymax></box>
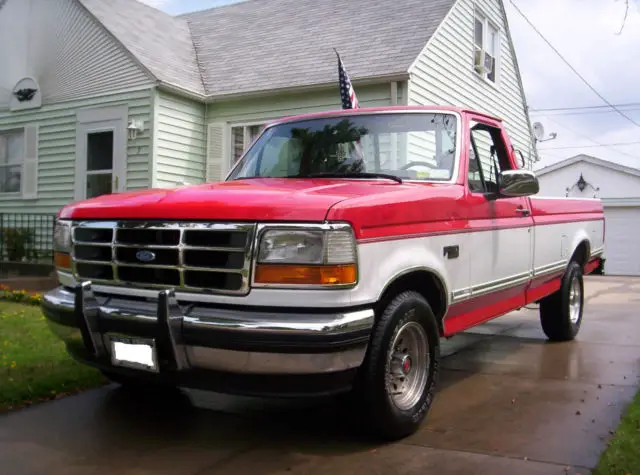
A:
<box><xmin>0</xmin><ymin>0</ymin><xmax>537</xmax><ymax>216</ymax></box>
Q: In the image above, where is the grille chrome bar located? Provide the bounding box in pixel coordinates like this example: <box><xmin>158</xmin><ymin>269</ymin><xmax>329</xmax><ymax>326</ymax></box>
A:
<box><xmin>70</xmin><ymin>221</ymin><xmax>256</xmax><ymax>296</ymax></box>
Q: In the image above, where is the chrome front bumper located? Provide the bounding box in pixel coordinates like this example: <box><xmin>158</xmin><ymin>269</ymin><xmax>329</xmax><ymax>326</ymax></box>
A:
<box><xmin>42</xmin><ymin>282</ymin><xmax>374</xmax><ymax>386</ymax></box>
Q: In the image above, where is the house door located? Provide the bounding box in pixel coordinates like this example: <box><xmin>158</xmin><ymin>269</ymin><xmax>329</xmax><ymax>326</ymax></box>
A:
<box><xmin>75</xmin><ymin>112</ymin><xmax>126</xmax><ymax>200</ymax></box>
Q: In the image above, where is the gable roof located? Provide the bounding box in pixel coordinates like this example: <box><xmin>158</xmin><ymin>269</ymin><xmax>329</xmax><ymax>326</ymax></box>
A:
<box><xmin>535</xmin><ymin>154</ymin><xmax>640</xmax><ymax>179</ymax></box>
<box><xmin>180</xmin><ymin>0</ymin><xmax>456</xmax><ymax>97</ymax></box>
<box><xmin>78</xmin><ymin>0</ymin><xmax>206</xmax><ymax>96</ymax></box>
<box><xmin>78</xmin><ymin>0</ymin><xmax>457</xmax><ymax>99</ymax></box>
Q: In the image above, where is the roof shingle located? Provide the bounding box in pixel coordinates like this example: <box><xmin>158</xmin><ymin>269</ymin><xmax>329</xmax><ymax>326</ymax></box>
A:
<box><xmin>78</xmin><ymin>0</ymin><xmax>456</xmax><ymax>98</ymax></box>
<box><xmin>182</xmin><ymin>0</ymin><xmax>456</xmax><ymax>96</ymax></box>
<box><xmin>79</xmin><ymin>0</ymin><xmax>206</xmax><ymax>95</ymax></box>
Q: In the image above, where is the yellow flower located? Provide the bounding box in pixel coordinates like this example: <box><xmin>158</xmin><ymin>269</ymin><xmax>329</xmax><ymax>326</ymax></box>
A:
<box><xmin>11</xmin><ymin>361</ymin><xmax>16</xmax><ymax>368</ymax></box>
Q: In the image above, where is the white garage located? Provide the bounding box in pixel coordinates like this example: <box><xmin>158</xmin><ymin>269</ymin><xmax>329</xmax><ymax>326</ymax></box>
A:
<box><xmin>600</xmin><ymin>206</ymin><xmax>640</xmax><ymax>276</ymax></box>
<box><xmin>534</xmin><ymin>154</ymin><xmax>640</xmax><ymax>276</ymax></box>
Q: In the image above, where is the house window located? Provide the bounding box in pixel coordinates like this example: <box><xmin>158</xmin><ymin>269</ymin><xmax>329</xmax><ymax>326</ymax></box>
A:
<box><xmin>0</xmin><ymin>129</ymin><xmax>24</xmax><ymax>193</ymax></box>
<box><xmin>231</xmin><ymin>124</ymin><xmax>265</xmax><ymax>165</ymax></box>
<box><xmin>473</xmin><ymin>10</ymin><xmax>499</xmax><ymax>83</ymax></box>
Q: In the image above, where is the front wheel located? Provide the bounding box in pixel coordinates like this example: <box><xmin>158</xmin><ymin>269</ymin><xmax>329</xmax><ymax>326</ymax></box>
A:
<box><xmin>539</xmin><ymin>260</ymin><xmax>584</xmax><ymax>341</ymax></box>
<box><xmin>353</xmin><ymin>291</ymin><xmax>440</xmax><ymax>441</ymax></box>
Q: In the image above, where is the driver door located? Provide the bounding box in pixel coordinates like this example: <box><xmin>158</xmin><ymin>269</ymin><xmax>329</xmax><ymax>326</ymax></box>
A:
<box><xmin>466</xmin><ymin>119</ymin><xmax>533</xmax><ymax>303</ymax></box>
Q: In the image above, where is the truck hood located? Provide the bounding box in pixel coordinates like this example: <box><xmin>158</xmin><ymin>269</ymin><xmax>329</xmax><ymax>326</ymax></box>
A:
<box><xmin>58</xmin><ymin>178</ymin><xmax>410</xmax><ymax>221</ymax></box>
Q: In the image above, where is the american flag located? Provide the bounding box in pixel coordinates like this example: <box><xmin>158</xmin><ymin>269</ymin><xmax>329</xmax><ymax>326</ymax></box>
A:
<box><xmin>335</xmin><ymin>50</ymin><xmax>364</xmax><ymax>160</ymax></box>
<box><xmin>337</xmin><ymin>50</ymin><xmax>359</xmax><ymax>109</ymax></box>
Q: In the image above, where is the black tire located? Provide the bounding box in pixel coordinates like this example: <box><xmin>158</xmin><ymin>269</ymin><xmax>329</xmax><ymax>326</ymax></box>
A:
<box><xmin>539</xmin><ymin>260</ymin><xmax>584</xmax><ymax>341</ymax></box>
<box><xmin>352</xmin><ymin>290</ymin><xmax>440</xmax><ymax>441</ymax></box>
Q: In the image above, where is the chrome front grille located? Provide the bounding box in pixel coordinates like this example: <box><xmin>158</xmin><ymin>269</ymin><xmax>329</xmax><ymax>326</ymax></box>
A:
<box><xmin>70</xmin><ymin>221</ymin><xmax>256</xmax><ymax>295</ymax></box>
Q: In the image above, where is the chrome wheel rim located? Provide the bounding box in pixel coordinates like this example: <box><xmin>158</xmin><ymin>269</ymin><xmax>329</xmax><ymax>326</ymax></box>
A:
<box><xmin>569</xmin><ymin>276</ymin><xmax>582</xmax><ymax>324</ymax></box>
<box><xmin>385</xmin><ymin>320</ymin><xmax>429</xmax><ymax>411</ymax></box>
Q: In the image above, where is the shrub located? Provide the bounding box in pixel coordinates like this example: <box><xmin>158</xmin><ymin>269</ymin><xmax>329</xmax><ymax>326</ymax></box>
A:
<box><xmin>0</xmin><ymin>228</ymin><xmax>37</xmax><ymax>262</ymax></box>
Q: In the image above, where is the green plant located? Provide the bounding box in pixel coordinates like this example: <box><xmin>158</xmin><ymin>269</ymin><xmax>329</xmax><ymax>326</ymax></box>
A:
<box><xmin>0</xmin><ymin>228</ymin><xmax>36</xmax><ymax>262</ymax></box>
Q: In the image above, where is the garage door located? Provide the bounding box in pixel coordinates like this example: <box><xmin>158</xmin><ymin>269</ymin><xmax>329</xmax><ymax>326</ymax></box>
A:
<box><xmin>603</xmin><ymin>206</ymin><xmax>640</xmax><ymax>276</ymax></box>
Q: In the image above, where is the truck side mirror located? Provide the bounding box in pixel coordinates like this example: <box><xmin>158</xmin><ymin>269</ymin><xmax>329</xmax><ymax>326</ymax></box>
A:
<box><xmin>498</xmin><ymin>169</ymin><xmax>539</xmax><ymax>197</ymax></box>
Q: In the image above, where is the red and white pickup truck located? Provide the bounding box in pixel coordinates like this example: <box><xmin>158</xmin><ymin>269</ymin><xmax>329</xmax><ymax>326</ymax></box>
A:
<box><xmin>43</xmin><ymin>105</ymin><xmax>604</xmax><ymax>440</ymax></box>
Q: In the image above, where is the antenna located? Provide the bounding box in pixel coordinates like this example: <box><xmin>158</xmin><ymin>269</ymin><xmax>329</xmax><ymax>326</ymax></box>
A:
<box><xmin>532</xmin><ymin>121</ymin><xmax>557</xmax><ymax>143</ymax></box>
<box><xmin>532</xmin><ymin>122</ymin><xmax>545</xmax><ymax>140</ymax></box>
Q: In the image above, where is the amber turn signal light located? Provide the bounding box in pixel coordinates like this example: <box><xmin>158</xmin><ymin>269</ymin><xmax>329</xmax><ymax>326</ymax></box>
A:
<box><xmin>55</xmin><ymin>252</ymin><xmax>71</xmax><ymax>269</ymax></box>
<box><xmin>255</xmin><ymin>264</ymin><xmax>357</xmax><ymax>286</ymax></box>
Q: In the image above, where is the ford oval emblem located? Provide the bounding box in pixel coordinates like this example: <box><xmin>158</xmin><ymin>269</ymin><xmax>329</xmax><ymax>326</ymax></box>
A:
<box><xmin>136</xmin><ymin>250</ymin><xmax>156</xmax><ymax>263</ymax></box>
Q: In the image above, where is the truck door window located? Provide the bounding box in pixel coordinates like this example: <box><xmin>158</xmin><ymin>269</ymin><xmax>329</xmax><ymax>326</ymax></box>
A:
<box><xmin>468</xmin><ymin>122</ymin><xmax>512</xmax><ymax>194</ymax></box>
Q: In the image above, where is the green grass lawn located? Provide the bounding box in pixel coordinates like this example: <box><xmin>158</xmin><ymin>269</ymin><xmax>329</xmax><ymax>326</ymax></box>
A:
<box><xmin>0</xmin><ymin>301</ymin><xmax>106</xmax><ymax>412</ymax></box>
<box><xmin>594</xmin><ymin>390</ymin><xmax>640</xmax><ymax>475</ymax></box>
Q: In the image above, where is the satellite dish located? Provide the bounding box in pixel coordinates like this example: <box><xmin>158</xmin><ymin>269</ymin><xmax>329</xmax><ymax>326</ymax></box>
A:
<box><xmin>532</xmin><ymin>122</ymin><xmax>545</xmax><ymax>140</ymax></box>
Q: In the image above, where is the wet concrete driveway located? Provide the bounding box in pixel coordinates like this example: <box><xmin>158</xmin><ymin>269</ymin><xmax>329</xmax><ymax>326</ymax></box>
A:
<box><xmin>1</xmin><ymin>276</ymin><xmax>639</xmax><ymax>474</ymax></box>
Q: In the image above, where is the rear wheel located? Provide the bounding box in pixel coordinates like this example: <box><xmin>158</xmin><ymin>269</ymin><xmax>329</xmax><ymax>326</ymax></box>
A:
<box><xmin>539</xmin><ymin>260</ymin><xmax>584</xmax><ymax>341</ymax></box>
<box><xmin>352</xmin><ymin>290</ymin><xmax>440</xmax><ymax>441</ymax></box>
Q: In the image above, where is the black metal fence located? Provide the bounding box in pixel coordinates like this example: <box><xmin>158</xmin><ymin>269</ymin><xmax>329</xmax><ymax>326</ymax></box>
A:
<box><xmin>0</xmin><ymin>213</ymin><xmax>56</xmax><ymax>264</ymax></box>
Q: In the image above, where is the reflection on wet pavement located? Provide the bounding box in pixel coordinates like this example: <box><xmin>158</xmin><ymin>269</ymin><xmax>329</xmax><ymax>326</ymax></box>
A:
<box><xmin>0</xmin><ymin>276</ymin><xmax>638</xmax><ymax>475</ymax></box>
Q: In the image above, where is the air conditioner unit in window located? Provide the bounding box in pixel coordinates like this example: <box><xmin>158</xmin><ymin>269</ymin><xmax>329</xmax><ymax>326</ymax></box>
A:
<box><xmin>474</xmin><ymin>47</ymin><xmax>489</xmax><ymax>74</ymax></box>
<box><xmin>484</xmin><ymin>51</ymin><xmax>495</xmax><ymax>75</ymax></box>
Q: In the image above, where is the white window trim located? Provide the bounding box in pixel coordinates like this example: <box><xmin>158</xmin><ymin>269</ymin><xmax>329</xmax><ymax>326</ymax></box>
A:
<box><xmin>0</xmin><ymin>127</ymin><xmax>25</xmax><ymax>196</ymax></box>
<box><xmin>473</xmin><ymin>8</ymin><xmax>501</xmax><ymax>87</ymax></box>
<box><xmin>228</xmin><ymin>120</ymin><xmax>269</xmax><ymax>168</ymax></box>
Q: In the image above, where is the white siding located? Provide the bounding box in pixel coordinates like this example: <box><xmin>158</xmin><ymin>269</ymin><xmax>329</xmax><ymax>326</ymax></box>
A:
<box><xmin>208</xmin><ymin>84</ymin><xmax>397</xmax><ymax>124</ymax></box>
<box><xmin>0</xmin><ymin>89</ymin><xmax>153</xmax><ymax>214</ymax></box>
<box><xmin>408</xmin><ymin>0</ymin><xmax>535</xmax><ymax>169</ymax></box>
<box><xmin>153</xmin><ymin>90</ymin><xmax>207</xmax><ymax>188</ymax></box>
<box><xmin>0</xmin><ymin>0</ymin><xmax>153</xmax><ymax>109</ymax></box>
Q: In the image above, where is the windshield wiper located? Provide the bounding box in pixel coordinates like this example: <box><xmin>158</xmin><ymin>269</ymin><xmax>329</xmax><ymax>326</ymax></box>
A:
<box><xmin>305</xmin><ymin>172</ymin><xmax>403</xmax><ymax>184</ymax></box>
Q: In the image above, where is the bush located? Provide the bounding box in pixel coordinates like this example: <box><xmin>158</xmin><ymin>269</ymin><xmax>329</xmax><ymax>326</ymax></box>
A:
<box><xmin>0</xmin><ymin>228</ymin><xmax>37</xmax><ymax>262</ymax></box>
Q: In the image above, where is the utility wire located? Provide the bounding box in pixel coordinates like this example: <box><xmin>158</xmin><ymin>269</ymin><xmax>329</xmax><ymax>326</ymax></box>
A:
<box><xmin>531</xmin><ymin>107</ymin><xmax>640</xmax><ymax>117</ymax></box>
<box><xmin>539</xmin><ymin>141</ymin><xmax>640</xmax><ymax>150</ymax></box>
<box><xmin>509</xmin><ymin>0</ymin><xmax>640</xmax><ymax>130</ymax></box>
<box><xmin>537</xmin><ymin>114</ymin><xmax>639</xmax><ymax>160</ymax></box>
<box><xmin>531</xmin><ymin>102</ymin><xmax>640</xmax><ymax>112</ymax></box>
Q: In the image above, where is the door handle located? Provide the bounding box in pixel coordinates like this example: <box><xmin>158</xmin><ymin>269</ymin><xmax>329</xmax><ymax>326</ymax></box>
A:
<box><xmin>114</xmin><ymin>175</ymin><xmax>119</xmax><ymax>191</ymax></box>
<box><xmin>515</xmin><ymin>206</ymin><xmax>530</xmax><ymax>216</ymax></box>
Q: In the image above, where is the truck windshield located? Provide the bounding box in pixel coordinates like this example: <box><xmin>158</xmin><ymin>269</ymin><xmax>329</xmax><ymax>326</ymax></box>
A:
<box><xmin>227</xmin><ymin>112</ymin><xmax>458</xmax><ymax>182</ymax></box>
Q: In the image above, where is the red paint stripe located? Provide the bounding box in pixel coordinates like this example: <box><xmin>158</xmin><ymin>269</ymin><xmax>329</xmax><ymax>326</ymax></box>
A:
<box><xmin>532</xmin><ymin>213</ymin><xmax>604</xmax><ymax>226</ymax></box>
<box><xmin>443</xmin><ymin>283</ymin><xmax>527</xmax><ymax>336</ymax></box>
<box><xmin>525</xmin><ymin>273</ymin><xmax>563</xmax><ymax>304</ymax></box>
<box><xmin>357</xmin><ymin>216</ymin><xmax>601</xmax><ymax>244</ymax></box>
<box><xmin>585</xmin><ymin>258</ymin><xmax>601</xmax><ymax>275</ymax></box>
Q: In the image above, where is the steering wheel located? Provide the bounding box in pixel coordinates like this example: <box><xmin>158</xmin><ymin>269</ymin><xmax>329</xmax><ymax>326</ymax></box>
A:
<box><xmin>400</xmin><ymin>161</ymin><xmax>433</xmax><ymax>170</ymax></box>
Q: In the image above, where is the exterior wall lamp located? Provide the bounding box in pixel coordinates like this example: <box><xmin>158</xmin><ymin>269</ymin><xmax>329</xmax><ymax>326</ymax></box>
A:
<box><xmin>127</xmin><ymin>119</ymin><xmax>144</xmax><ymax>140</ymax></box>
<box><xmin>566</xmin><ymin>173</ymin><xmax>600</xmax><ymax>197</ymax></box>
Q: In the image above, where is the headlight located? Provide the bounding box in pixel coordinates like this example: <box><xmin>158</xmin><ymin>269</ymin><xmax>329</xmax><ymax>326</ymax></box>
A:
<box><xmin>254</xmin><ymin>225</ymin><xmax>357</xmax><ymax>287</ymax></box>
<box><xmin>53</xmin><ymin>220</ymin><xmax>71</xmax><ymax>252</ymax></box>
<box><xmin>53</xmin><ymin>220</ymin><xmax>72</xmax><ymax>269</ymax></box>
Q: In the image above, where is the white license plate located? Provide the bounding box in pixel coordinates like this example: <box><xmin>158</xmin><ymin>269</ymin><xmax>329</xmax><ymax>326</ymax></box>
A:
<box><xmin>109</xmin><ymin>337</ymin><xmax>158</xmax><ymax>372</ymax></box>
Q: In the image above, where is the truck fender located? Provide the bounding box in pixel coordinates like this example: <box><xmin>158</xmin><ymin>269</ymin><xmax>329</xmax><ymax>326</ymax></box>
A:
<box><xmin>568</xmin><ymin>229</ymin><xmax>591</xmax><ymax>268</ymax></box>
<box><xmin>359</xmin><ymin>242</ymin><xmax>451</xmax><ymax>311</ymax></box>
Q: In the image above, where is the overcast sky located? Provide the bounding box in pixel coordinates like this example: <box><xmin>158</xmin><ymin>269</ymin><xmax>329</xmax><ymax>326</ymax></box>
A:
<box><xmin>142</xmin><ymin>0</ymin><xmax>640</xmax><ymax>170</ymax></box>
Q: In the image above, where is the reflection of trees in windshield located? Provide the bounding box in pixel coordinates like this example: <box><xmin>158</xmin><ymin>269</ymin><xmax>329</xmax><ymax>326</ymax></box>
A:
<box><xmin>291</xmin><ymin>119</ymin><xmax>369</xmax><ymax>176</ymax></box>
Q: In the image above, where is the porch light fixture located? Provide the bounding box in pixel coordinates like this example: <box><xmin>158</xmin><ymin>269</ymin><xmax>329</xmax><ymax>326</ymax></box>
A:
<box><xmin>577</xmin><ymin>173</ymin><xmax>587</xmax><ymax>192</ymax></box>
<box><xmin>565</xmin><ymin>172</ymin><xmax>600</xmax><ymax>197</ymax></box>
<box><xmin>127</xmin><ymin>119</ymin><xmax>144</xmax><ymax>140</ymax></box>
